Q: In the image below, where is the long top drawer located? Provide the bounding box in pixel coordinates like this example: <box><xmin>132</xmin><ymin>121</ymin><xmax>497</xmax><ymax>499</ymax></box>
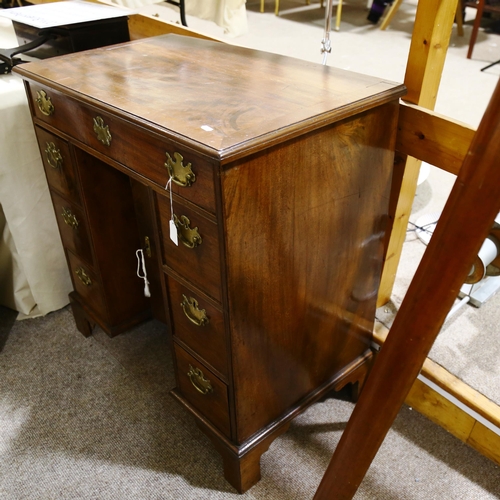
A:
<box><xmin>27</xmin><ymin>83</ymin><xmax>217</xmax><ymax>214</ymax></box>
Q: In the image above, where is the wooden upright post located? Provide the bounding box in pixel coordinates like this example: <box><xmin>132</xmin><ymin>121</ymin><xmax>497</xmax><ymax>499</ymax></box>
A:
<box><xmin>377</xmin><ymin>0</ymin><xmax>459</xmax><ymax>307</ymax></box>
<box><xmin>314</xmin><ymin>79</ymin><xmax>500</xmax><ymax>500</ymax></box>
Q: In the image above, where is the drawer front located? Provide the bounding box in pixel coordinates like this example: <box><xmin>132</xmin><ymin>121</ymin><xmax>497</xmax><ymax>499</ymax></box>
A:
<box><xmin>174</xmin><ymin>343</ymin><xmax>230</xmax><ymax>437</ymax></box>
<box><xmin>160</xmin><ymin>147</ymin><xmax>217</xmax><ymax>215</ymax></box>
<box><xmin>67</xmin><ymin>250</ymin><xmax>106</xmax><ymax>319</ymax></box>
<box><xmin>27</xmin><ymin>83</ymin><xmax>216</xmax><ymax>213</ymax></box>
<box><xmin>167</xmin><ymin>275</ymin><xmax>227</xmax><ymax>378</ymax></box>
<box><xmin>158</xmin><ymin>194</ymin><xmax>222</xmax><ymax>302</ymax></box>
<box><xmin>28</xmin><ymin>84</ymin><xmax>83</xmax><ymax>136</ymax></box>
<box><xmin>51</xmin><ymin>191</ymin><xmax>93</xmax><ymax>266</ymax></box>
<box><xmin>35</xmin><ymin>126</ymin><xmax>81</xmax><ymax>204</ymax></box>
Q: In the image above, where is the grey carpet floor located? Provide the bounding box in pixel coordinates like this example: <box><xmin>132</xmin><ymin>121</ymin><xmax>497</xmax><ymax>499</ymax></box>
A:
<box><xmin>1</xmin><ymin>305</ymin><xmax>499</xmax><ymax>499</ymax></box>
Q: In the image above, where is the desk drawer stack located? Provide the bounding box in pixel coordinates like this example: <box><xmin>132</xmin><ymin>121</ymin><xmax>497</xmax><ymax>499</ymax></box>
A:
<box><xmin>30</xmin><ymin>86</ymin><xmax>150</xmax><ymax>336</ymax></box>
<box><xmin>15</xmin><ymin>35</ymin><xmax>405</xmax><ymax>493</ymax></box>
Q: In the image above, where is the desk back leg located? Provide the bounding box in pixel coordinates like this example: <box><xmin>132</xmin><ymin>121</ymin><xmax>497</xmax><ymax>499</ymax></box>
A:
<box><xmin>69</xmin><ymin>291</ymin><xmax>94</xmax><ymax>337</ymax></box>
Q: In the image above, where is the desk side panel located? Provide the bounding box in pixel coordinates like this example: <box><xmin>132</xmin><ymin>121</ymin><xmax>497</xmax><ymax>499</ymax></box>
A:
<box><xmin>222</xmin><ymin>102</ymin><xmax>400</xmax><ymax>442</ymax></box>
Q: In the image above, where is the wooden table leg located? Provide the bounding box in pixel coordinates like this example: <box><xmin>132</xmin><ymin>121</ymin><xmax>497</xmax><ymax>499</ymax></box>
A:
<box><xmin>195</xmin><ymin>419</ymin><xmax>290</xmax><ymax>493</ymax></box>
<box><xmin>69</xmin><ymin>292</ymin><xmax>94</xmax><ymax>337</ymax></box>
<box><xmin>380</xmin><ymin>0</ymin><xmax>403</xmax><ymax>30</ymax></box>
<box><xmin>467</xmin><ymin>0</ymin><xmax>485</xmax><ymax>59</ymax></box>
<box><xmin>455</xmin><ymin>0</ymin><xmax>464</xmax><ymax>37</ymax></box>
<box><xmin>335</xmin><ymin>0</ymin><xmax>343</xmax><ymax>31</ymax></box>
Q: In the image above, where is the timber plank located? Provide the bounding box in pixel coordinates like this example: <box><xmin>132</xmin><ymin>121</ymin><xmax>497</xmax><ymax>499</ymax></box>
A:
<box><xmin>374</xmin><ymin>321</ymin><xmax>500</xmax><ymax>431</ymax></box>
<box><xmin>403</xmin><ymin>0</ymin><xmax>458</xmax><ymax>108</ymax></box>
<box><xmin>396</xmin><ymin>103</ymin><xmax>475</xmax><ymax>175</ymax></box>
<box><xmin>127</xmin><ymin>14</ymin><xmax>219</xmax><ymax>41</ymax></box>
<box><xmin>377</xmin><ymin>0</ymin><xmax>458</xmax><ymax>307</ymax></box>
<box><xmin>468</xmin><ymin>422</ymin><xmax>500</xmax><ymax>465</ymax></box>
<box><xmin>405</xmin><ymin>377</ymin><xmax>476</xmax><ymax>442</ymax></box>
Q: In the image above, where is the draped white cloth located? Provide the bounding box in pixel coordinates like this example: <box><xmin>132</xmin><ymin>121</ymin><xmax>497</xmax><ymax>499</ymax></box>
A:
<box><xmin>185</xmin><ymin>0</ymin><xmax>247</xmax><ymax>36</ymax></box>
<box><xmin>111</xmin><ymin>0</ymin><xmax>248</xmax><ymax>36</ymax></box>
<box><xmin>0</xmin><ymin>18</ymin><xmax>72</xmax><ymax>318</ymax></box>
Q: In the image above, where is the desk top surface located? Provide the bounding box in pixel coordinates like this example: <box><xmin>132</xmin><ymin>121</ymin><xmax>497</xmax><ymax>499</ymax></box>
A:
<box><xmin>15</xmin><ymin>34</ymin><xmax>405</xmax><ymax>159</ymax></box>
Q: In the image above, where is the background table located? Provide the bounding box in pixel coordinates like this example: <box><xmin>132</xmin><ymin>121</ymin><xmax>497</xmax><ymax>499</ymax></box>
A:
<box><xmin>0</xmin><ymin>17</ymin><xmax>71</xmax><ymax>318</ymax></box>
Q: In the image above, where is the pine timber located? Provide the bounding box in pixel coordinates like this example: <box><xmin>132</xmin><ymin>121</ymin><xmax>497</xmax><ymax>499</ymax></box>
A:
<box><xmin>396</xmin><ymin>102</ymin><xmax>475</xmax><ymax>175</ymax></box>
<box><xmin>374</xmin><ymin>321</ymin><xmax>500</xmax><ymax>466</ymax></box>
<box><xmin>377</xmin><ymin>0</ymin><xmax>459</xmax><ymax>307</ymax></box>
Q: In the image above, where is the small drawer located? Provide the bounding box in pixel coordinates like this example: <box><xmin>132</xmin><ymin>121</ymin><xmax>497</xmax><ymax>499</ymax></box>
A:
<box><xmin>28</xmin><ymin>83</ymin><xmax>81</xmax><ymax>134</ymax></box>
<box><xmin>27</xmin><ymin>83</ymin><xmax>217</xmax><ymax>213</ymax></box>
<box><xmin>35</xmin><ymin>126</ymin><xmax>81</xmax><ymax>204</ymax></box>
<box><xmin>160</xmin><ymin>148</ymin><xmax>216</xmax><ymax>215</ymax></box>
<box><xmin>174</xmin><ymin>343</ymin><xmax>230</xmax><ymax>437</ymax></box>
<box><xmin>51</xmin><ymin>191</ymin><xmax>93</xmax><ymax>266</ymax></box>
<box><xmin>158</xmin><ymin>194</ymin><xmax>222</xmax><ymax>302</ymax></box>
<box><xmin>167</xmin><ymin>275</ymin><xmax>227</xmax><ymax>378</ymax></box>
<box><xmin>67</xmin><ymin>250</ymin><xmax>106</xmax><ymax>319</ymax></box>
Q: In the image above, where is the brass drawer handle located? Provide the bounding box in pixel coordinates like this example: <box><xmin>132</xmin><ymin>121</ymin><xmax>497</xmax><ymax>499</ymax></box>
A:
<box><xmin>165</xmin><ymin>152</ymin><xmax>196</xmax><ymax>187</ymax></box>
<box><xmin>93</xmin><ymin>116</ymin><xmax>112</xmax><ymax>146</ymax></box>
<box><xmin>181</xmin><ymin>294</ymin><xmax>209</xmax><ymax>327</ymax></box>
<box><xmin>173</xmin><ymin>214</ymin><xmax>202</xmax><ymax>248</ymax></box>
<box><xmin>35</xmin><ymin>90</ymin><xmax>55</xmax><ymax>116</ymax></box>
<box><xmin>45</xmin><ymin>142</ymin><xmax>63</xmax><ymax>169</ymax></box>
<box><xmin>75</xmin><ymin>267</ymin><xmax>92</xmax><ymax>286</ymax></box>
<box><xmin>187</xmin><ymin>364</ymin><xmax>213</xmax><ymax>395</ymax></box>
<box><xmin>61</xmin><ymin>207</ymin><xmax>79</xmax><ymax>229</ymax></box>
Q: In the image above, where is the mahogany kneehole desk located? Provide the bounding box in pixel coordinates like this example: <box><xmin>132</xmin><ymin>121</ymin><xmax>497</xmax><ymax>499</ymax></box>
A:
<box><xmin>14</xmin><ymin>35</ymin><xmax>406</xmax><ymax>493</ymax></box>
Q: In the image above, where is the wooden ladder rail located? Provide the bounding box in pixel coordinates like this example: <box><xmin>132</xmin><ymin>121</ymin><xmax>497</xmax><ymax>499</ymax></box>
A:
<box><xmin>314</xmin><ymin>77</ymin><xmax>500</xmax><ymax>500</ymax></box>
<box><xmin>377</xmin><ymin>0</ymin><xmax>459</xmax><ymax>307</ymax></box>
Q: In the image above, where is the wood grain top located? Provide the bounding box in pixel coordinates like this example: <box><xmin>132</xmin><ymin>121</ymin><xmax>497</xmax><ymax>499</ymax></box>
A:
<box><xmin>15</xmin><ymin>35</ymin><xmax>406</xmax><ymax>161</ymax></box>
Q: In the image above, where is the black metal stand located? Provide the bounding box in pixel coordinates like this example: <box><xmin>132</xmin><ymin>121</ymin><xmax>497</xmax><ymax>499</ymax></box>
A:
<box><xmin>481</xmin><ymin>59</ymin><xmax>500</xmax><ymax>72</ymax></box>
<box><xmin>165</xmin><ymin>0</ymin><xmax>187</xmax><ymax>27</ymax></box>
<box><xmin>0</xmin><ymin>33</ymin><xmax>51</xmax><ymax>74</ymax></box>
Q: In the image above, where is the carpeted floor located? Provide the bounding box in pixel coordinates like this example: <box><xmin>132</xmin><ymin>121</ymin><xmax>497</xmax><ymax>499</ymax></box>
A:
<box><xmin>1</xmin><ymin>304</ymin><xmax>499</xmax><ymax>499</ymax></box>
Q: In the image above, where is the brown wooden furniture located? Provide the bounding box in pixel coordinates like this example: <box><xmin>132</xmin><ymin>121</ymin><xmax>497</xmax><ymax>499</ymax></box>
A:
<box><xmin>314</xmin><ymin>76</ymin><xmax>500</xmax><ymax>500</ymax></box>
<box><xmin>14</xmin><ymin>35</ymin><xmax>404</xmax><ymax>492</ymax></box>
<box><xmin>465</xmin><ymin>0</ymin><xmax>500</xmax><ymax>59</ymax></box>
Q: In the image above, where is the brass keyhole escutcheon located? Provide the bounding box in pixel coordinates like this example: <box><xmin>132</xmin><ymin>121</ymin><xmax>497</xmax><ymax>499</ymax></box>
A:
<box><xmin>173</xmin><ymin>214</ymin><xmax>202</xmax><ymax>248</ymax></box>
<box><xmin>144</xmin><ymin>236</ymin><xmax>152</xmax><ymax>258</ymax></box>
<box><xmin>181</xmin><ymin>294</ymin><xmax>209</xmax><ymax>327</ymax></box>
<box><xmin>45</xmin><ymin>142</ymin><xmax>63</xmax><ymax>169</ymax></box>
<box><xmin>75</xmin><ymin>267</ymin><xmax>92</xmax><ymax>286</ymax></box>
<box><xmin>187</xmin><ymin>364</ymin><xmax>213</xmax><ymax>395</ymax></box>
<box><xmin>165</xmin><ymin>152</ymin><xmax>196</xmax><ymax>187</ymax></box>
<box><xmin>36</xmin><ymin>90</ymin><xmax>55</xmax><ymax>116</ymax></box>
<box><xmin>93</xmin><ymin>116</ymin><xmax>112</xmax><ymax>146</ymax></box>
<box><xmin>61</xmin><ymin>207</ymin><xmax>79</xmax><ymax>229</ymax></box>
